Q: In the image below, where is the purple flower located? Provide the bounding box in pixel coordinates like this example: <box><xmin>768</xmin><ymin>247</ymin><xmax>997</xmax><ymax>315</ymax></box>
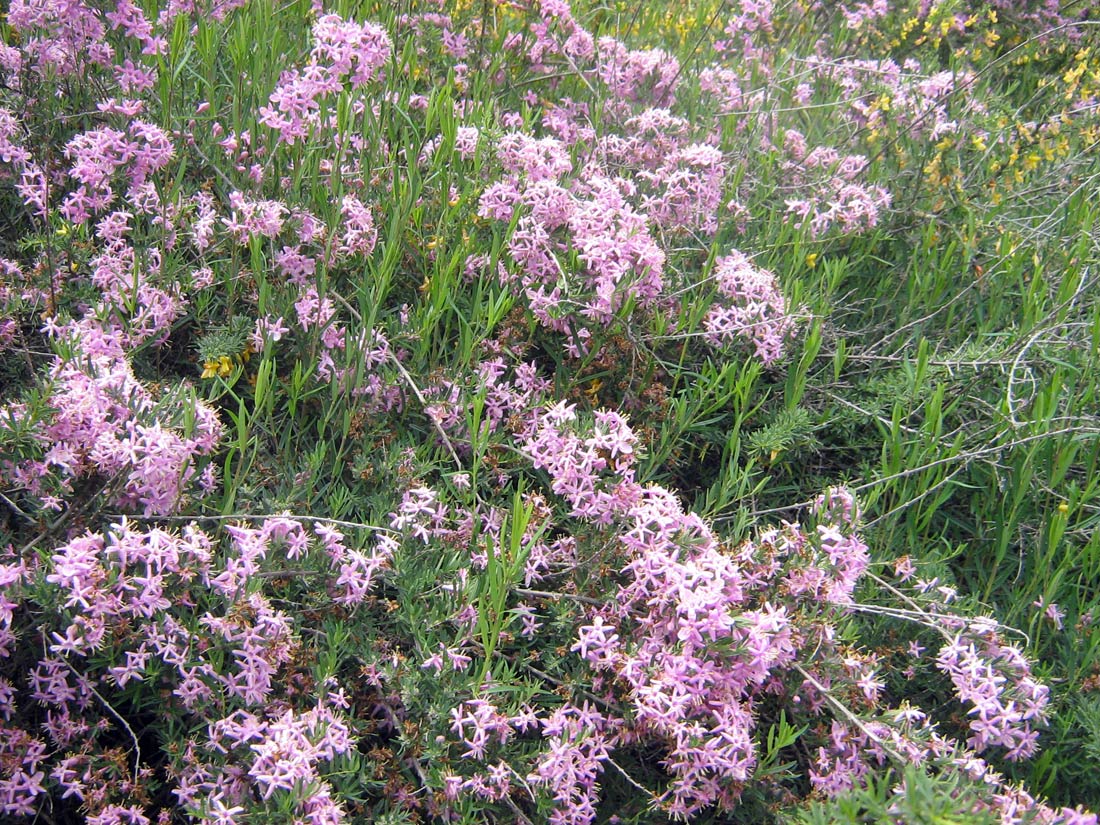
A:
<box><xmin>702</xmin><ymin>251</ymin><xmax>796</xmax><ymax>365</ymax></box>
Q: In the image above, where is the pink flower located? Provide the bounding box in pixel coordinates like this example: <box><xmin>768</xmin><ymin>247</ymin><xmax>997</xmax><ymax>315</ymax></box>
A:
<box><xmin>702</xmin><ymin>250</ymin><xmax>795</xmax><ymax>365</ymax></box>
<box><xmin>572</xmin><ymin>616</ymin><xmax>620</xmax><ymax>664</ymax></box>
<box><xmin>450</xmin><ymin>699</ymin><xmax>512</xmax><ymax>760</ymax></box>
<box><xmin>1034</xmin><ymin>599</ymin><xmax>1066</xmax><ymax>630</ymax></box>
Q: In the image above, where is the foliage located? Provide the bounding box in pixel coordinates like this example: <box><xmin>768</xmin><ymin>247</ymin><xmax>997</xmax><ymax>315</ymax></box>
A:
<box><xmin>0</xmin><ymin>0</ymin><xmax>1099</xmax><ymax>823</ymax></box>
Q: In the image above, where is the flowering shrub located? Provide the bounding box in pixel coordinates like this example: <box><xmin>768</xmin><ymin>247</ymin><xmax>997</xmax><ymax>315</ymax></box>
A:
<box><xmin>702</xmin><ymin>251</ymin><xmax>796</xmax><ymax>365</ymax></box>
<box><xmin>0</xmin><ymin>0</ymin><xmax>1097</xmax><ymax>822</ymax></box>
<box><xmin>1</xmin><ymin>325</ymin><xmax>221</xmax><ymax>516</ymax></box>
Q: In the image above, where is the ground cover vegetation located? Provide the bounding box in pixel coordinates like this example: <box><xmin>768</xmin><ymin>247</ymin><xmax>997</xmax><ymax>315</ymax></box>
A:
<box><xmin>0</xmin><ymin>0</ymin><xmax>1099</xmax><ymax>822</ymax></box>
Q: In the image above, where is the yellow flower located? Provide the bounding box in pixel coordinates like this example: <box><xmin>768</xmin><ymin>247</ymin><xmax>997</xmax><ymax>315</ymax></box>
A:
<box><xmin>201</xmin><ymin>359</ymin><xmax>220</xmax><ymax>379</ymax></box>
<box><xmin>1064</xmin><ymin>62</ymin><xmax>1086</xmax><ymax>87</ymax></box>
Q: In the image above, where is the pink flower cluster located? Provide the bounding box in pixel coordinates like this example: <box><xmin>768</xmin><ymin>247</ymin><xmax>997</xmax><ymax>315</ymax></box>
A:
<box><xmin>498</xmin><ymin>407</ymin><xmax>876</xmax><ymax>818</ymax></box>
<box><xmin>936</xmin><ymin>620</ymin><xmax>1050</xmax><ymax>760</ymax></box>
<box><xmin>528</xmin><ymin>702</ymin><xmax>613</xmax><ymax>824</ymax></box>
<box><xmin>481</xmin><ymin>152</ymin><xmax>666</xmax><ymax>347</ymax></box>
<box><xmin>804</xmin><ymin>56</ymin><xmax>982</xmax><ymax>143</ymax></box>
<box><xmin>367</xmin><ymin>404</ymin><xmax>1055</xmax><ymax>823</ymax></box>
<box><xmin>596</xmin><ymin>38</ymin><xmax>680</xmax><ymax>108</ymax></box>
<box><xmin>61</xmin><ymin>121</ymin><xmax>173</xmax><ymax>224</ymax></box>
<box><xmin>778</xmin><ymin>133</ymin><xmax>893</xmax><ymax>238</ymax></box>
<box><xmin>637</xmin><ymin>143</ymin><xmax>727</xmax><ymax>234</ymax></box>
<box><xmin>702</xmin><ymin>251</ymin><xmax>796</xmax><ymax>365</ymax></box>
<box><xmin>259</xmin><ymin>14</ymin><xmax>391</xmax><ymax>145</ymax></box>
<box><xmin>86</xmin><ymin>243</ymin><xmax>187</xmax><ymax>347</ymax></box>
<box><xmin>0</xmin><ymin>107</ymin><xmax>48</xmax><ymax>216</ymax></box>
<box><xmin>425</xmin><ymin>354</ymin><xmax>552</xmax><ymax>454</ymax></box>
<box><xmin>524</xmin><ymin>401</ymin><xmax>639</xmax><ymax>521</ymax></box>
<box><xmin>178</xmin><ymin>697</ymin><xmax>353</xmax><ymax>820</ymax></box>
<box><xmin>7</xmin><ymin>0</ymin><xmax>114</xmax><ymax>76</ymax></box>
<box><xmin>1</xmin><ymin>327</ymin><xmax>221</xmax><ymax>516</ymax></box>
<box><xmin>0</xmin><ymin>513</ymin><xmax>391</xmax><ymax>819</ymax></box>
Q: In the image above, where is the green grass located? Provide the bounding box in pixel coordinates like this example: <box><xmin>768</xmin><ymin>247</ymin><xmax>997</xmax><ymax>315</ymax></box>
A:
<box><xmin>2</xmin><ymin>0</ymin><xmax>1100</xmax><ymax>821</ymax></box>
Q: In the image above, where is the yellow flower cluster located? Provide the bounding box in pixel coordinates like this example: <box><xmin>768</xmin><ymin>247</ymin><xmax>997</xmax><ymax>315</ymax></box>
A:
<box><xmin>201</xmin><ymin>344</ymin><xmax>252</xmax><ymax>380</ymax></box>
